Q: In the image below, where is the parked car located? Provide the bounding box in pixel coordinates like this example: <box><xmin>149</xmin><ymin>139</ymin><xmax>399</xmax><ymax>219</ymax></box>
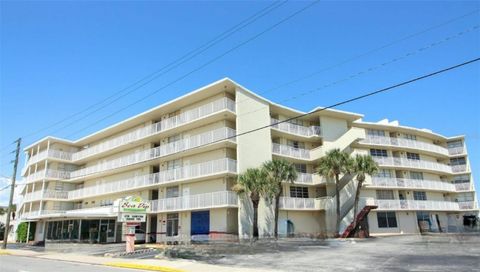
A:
<box><xmin>135</xmin><ymin>228</ymin><xmax>146</xmax><ymax>243</ymax></box>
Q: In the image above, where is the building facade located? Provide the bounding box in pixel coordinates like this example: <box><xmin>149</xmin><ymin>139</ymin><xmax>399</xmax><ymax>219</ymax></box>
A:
<box><xmin>16</xmin><ymin>78</ymin><xmax>478</xmax><ymax>243</ymax></box>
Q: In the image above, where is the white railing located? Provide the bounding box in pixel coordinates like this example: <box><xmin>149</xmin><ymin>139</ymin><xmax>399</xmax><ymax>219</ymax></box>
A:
<box><xmin>451</xmin><ymin>164</ymin><xmax>467</xmax><ymax>173</ymax></box>
<box><xmin>454</xmin><ymin>183</ymin><xmax>471</xmax><ymax>191</ymax></box>
<box><xmin>360</xmin><ymin>136</ymin><xmax>448</xmax><ymax>156</ymax></box>
<box><xmin>370</xmin><ymin>177</ymin><xmax>456</xmax><ymax>192</ymax></box>
<box><xmin>295</xmin><ymin>173</ymin><xmax>313</xmax><ymax>184</ymax></box>
<box><xmin>27</xmin><ymin>149</ymin><xmax>74</xmax><ymax>165</ymax></box>
<box><xmin>72</xmin><ymin>97</ymin><xmax>235</xmax><ymax>161</ymax></box>
<box><xmin>150</xmin><ymin>191</ymin><xmax>238</xmax><ymax>212</ymax></box>
<box><xmin>373</xmin><ymin>157</ymin><xmax>452</xmax><ymax>174</ymax></box>
<box><xmin>448</xmin><ymin>146</ymin><xmax>465</xmax><ymax>155</ymax></box>
<box><xmin>270</xmin><ymin>118</ymin><xmax>321</xmax><ymax>137</ymax></box>
<box><xmin>272</xmin><ymin>143</ymin><xmax>310</xmax><ymax>160</ymax></box>
<box><xmin>278</xmin><ymin>197</ymin><xmax>329</xmax><ymax>210</ymax></box>
<box><xmin>25</xmin><ymin>169</ymin><xmax>72</xmax><ymax>183</ymax></box>
<box><xmin>20</xmin><ymin>210</ymin><xmax>67</xmax><ymax>219</ymax></box>
<box><xmin>374</xmin><ymin>200</ymin><xmax>460</xmax><ymax>211</ymax></box>
<box><xmin>458</xmin><ymin>201</ymin><xmax>476</xmax><ymax>210</ymax></box>
<box><xmin>68</xmin><ymin>158</ymin><xmax>237</xmax><ymax>200</ymax></box>
<box><xmin>23</xmin><ymin>190</ymin><xmax>69</xmax><ymax>202</ymax></box>
<box><xmin>70</xmin><ymin>127</ymin><xmax>236</xmax><ymax>179</ymax></box>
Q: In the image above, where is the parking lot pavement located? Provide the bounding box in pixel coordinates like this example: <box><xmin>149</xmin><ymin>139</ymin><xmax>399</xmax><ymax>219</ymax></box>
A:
<box><xmin>209</xmin><ymin>234</ymin><xmax>480</xmax><ymax>272</ymax></box>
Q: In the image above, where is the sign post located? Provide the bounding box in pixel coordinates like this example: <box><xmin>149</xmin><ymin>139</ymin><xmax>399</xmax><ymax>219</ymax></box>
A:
<box><xmin>117</xmin><ymin>196</ymin><xmax>150</xmax><ymax>253</ymax></box>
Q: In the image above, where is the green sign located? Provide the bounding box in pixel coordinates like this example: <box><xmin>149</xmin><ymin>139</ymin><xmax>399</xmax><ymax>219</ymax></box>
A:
<box><xmin>118</xmin><ymin>196</ymin><xmax>151</xmax><ymax>213</ymax></box>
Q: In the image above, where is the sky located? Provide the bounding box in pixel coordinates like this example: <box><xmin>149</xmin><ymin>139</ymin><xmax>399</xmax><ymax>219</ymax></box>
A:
<box><xmin>0</xmin><ymin>0</ymin><xmax>479</xmax><ymax>205</ymax></box>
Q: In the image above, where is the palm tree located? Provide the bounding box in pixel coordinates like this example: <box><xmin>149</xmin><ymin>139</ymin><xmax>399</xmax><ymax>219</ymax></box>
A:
<box><xmin>317</xmin><ymin>149</ymin><xmax>353</xmax><ymax>236</ymax></box>
<box><xmin>263</xmin><ymin>159</ymin><xmax>297</xmax><ymax>239</ymax></box>
<box><xmin>352</xmin><ymin>154</ymin><xmax>378</xmax><ymax>228</ymax></box>
<box><xmin>232</xmin><ymin>167</ymin><xmax>269</xmax><ymax>239</ymax></box>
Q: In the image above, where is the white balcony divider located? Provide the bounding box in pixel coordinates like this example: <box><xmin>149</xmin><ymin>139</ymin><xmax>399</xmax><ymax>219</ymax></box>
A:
<box><xmin>71</xmin><ymin>97</ymin><xmax>235</xmax><ymax>162</ymax></box>
<box><xmin>454</xmin><ymin>183</ymin><xmax>471</xmax><ymax>191</ymax></box>
<box><xmin>68</xmin><ymin>158</ymin><xmax>237</xmax><ymax>200</ymax></box>
<box><xmin>279</xmin><ymin>197</ymin><xmax>317</xmax><ymax>210</ymax></box>
<box><xmin>150</xmin><ymin>191</ymin><xmax>237</xmax><ymax>212</ymax></box>
<box><xmin>448</xmin><ymin>146</ymin><xmax>465</xmax><ymax>155</ymax></box>
<box><xmin>374</xmin><ymin>199</ymin><xmax>460</xmax><ymax>211</ymax></box>
<box><xmin>451</xmin><ymin>164</ymin><xmax>467</xmax><ymax>173</ymax></box>
<box><xmin>373</xmin><ymin>157</ymin><xmax>452</xmax><ymax>174</ymax></box>
<box><xmin>70</xmin><ymin>127</ymin><xmax>236</xmax><ymax>179</ymax></box>
<box><xmin>270</xmin><ymin>118</ymin><xmax>321</xmax><ymax>137</ymax></box>
<box><xmin>370</xmin><ymin>177</ymin><xmax>456</xmax><ymax>192</ymax></box>
<box><xmin>458</xmin><ymin>201</ymin><xmax>475</xmax><ymax>210</ymax></box>
<box><xmin>272</xmin><ymin>143</ymin><xmax>310</xmax><ymax>160</ymax></box>
<box><xmin>360</xmin><ymin>136</ymin><xmax>448</xmax><ymax>156</ymax></box>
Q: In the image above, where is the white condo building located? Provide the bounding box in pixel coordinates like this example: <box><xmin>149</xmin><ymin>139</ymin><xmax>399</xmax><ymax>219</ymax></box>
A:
<box><xmin>16</xmin><ymin>78</ymin><xmax>478</xmax><ymax>243</ymax></box>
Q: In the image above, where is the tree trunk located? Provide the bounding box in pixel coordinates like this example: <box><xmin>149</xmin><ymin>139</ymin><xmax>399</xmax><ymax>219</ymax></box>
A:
<box><xmin>274</xmin><ymin>186</ymin><xmax>282</xmax><ymax>239</ymax></box>
<box><xmin>353</xmin><ymin>179</ymin><xmax>364</xmax><ymax>231</ymax></box>
<box><xmin>335</xmin><ymin>174</ymin><xmax>341</xmax><ymax>237</ymax></box>
<box><xmin>252</xmin><ymin>200</ymin><xmax>259</xmax><ymax>238</ymax></box>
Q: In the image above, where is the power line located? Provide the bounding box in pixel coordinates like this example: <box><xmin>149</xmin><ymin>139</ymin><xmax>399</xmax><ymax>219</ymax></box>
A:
<box><xmin>64</xmin><ymin>0</ymin><xmax>320</xmax><ymax>139</ymax></box>
<box><xmin>58</xmin><ymin>57</ymin><xmax>479</xmax><ymax>180</ymax></box>
<box><xmin>0</xmin><ymin>1</ymin><xmax>288</xmax><ymax>151</ymax></box>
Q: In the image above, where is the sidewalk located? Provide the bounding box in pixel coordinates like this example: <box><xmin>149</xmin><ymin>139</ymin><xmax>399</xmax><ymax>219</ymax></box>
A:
<box><xmin>0</xmin><ymin>248</ymin><xmax>273</xmax><ymax>272</ymax></box>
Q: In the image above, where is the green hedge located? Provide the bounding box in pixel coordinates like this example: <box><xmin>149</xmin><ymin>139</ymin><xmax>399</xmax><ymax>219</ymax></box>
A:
<box><xmin>16</xmin><ymin>222</ymin><xmax>34</xmax><ymax>242</ymax></box>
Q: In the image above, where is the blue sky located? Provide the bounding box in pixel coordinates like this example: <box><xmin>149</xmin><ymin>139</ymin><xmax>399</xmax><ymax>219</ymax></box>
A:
<box><xmin>0</xmin><ymin>0</ymin><xmax>479</xmax><ymax>205</ymax></box>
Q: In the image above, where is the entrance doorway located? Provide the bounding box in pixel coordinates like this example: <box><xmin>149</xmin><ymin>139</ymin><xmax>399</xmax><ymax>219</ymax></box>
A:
<box><xmin>191</xmin><ymin>211</ymin><xmax>210</xmax><ymax>235</ymax></box>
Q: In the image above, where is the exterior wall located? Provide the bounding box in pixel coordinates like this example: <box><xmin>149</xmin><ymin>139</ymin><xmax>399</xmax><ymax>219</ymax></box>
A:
<box><xmin>368</xmin><ymin>211</ymin><xmax>419</xmax><ymax>235</ymax></box>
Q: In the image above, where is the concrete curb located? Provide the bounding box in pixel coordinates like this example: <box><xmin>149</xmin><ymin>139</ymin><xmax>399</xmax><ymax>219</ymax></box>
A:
<box><xmin>104</xmin><ymin>262</ymin><xmax>185</xmax><ymax>272</ymax></box>
<box><xmin>0</xmin><ymin>250</ymin><xmax>12</xmax><ymax>255</ymax></box>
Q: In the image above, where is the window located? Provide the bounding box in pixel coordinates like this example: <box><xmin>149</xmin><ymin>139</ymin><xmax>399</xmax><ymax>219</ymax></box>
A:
<box><xmin>167</xmin><ymin>159</ymin><xmax>181</xmax><ymax>170</ymax></box>
<box><xmin>406</xmin><ymin>152</ymin><xmax>420</xmax><ymax>160</ymax></box>
<box><xmin>287</xmin><ymin>140</ymin><xmax>305</xmax><ymax>149</ymax></box>
<box><xmin>410</xmin><ymin>172</ymin><xmax>424</xmax><ymax>180</ymax></box>
<box><xmin>454</xmin><ymin>175</ymin><xmax>470</xmax><ymax>184</ymax></box>
<box><xmin>404</xmin><ymin>134</ymin><xmax>417</xmax><ymax>141</ymax></box>
<box><xmin>294</xmin><ymin>164</ymin><xmax>307</xmax><ymax>173</ymax></box>
<box><xmin>370</xmin><ymin>149</ymin><xmax>388</xmax><ymax>157</ymax></box>
<box><xmin>377</xmin><ymin>212</ymin><xmax>397</xmax><ymax>228</ymax></box>
<box><xmin>450</xmin><ymin>157</ymin><xmax>466</xmax><ymax>166</ymax></box>
<box><xmin>290</xmin><ymin>186</ymin><xmax>309</xmax><ymax>198</ymax></box>
<box><xmin>367</xmin><ymin>129</ymin><xmax>385</xmax><ymax>137</ymax></box>
<box><xmin>166</xmin><ymin>186</ymin><xmax>179</xmax><ymax>198</ymax></box>
<box><xmin>447</xmin><ymin>140</ymin><xmax>463</xmax><ymax>148</ymax></box>
<box><xmin>376</xmin><ymin>190</ymin><xmax>394</xmax><ymax>200</ymax></box>
<box><xmin>413</xmin><ymin>191</ymin><xmax>427</xmax><ymax>201</ymax></box>
<box><xmin>166</xmin><ymin>213</ymin><xmax>179</xmax><ymax>237</ymax></box>
<box><xmin>374</xmin><ymin>169</ymin><xmax>393</xmax><ymax>178</ymax></box>
<box><xmin>289</xmin><ymin>119</ymin><xmax>304</xmax><ymax>126</ymax></box>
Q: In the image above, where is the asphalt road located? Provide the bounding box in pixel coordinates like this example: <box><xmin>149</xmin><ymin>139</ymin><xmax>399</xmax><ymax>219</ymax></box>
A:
<box><xmin>0</xmin><ymin>255</ymin><xmax>135</xmax><ymax>272</ymax></box>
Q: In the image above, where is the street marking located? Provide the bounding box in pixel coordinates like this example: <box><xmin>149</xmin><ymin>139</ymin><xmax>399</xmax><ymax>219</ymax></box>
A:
<box><xmin>104</xmin><ymin>262</ymin><xmax>185</xmax><ymax>272</ymax></box>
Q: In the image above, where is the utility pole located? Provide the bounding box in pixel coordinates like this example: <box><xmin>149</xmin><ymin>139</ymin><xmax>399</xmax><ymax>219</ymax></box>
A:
<box><xmin>2</xmin><ymin>138</ymin><xmax>21</xmax><ymax>249</ymax></box>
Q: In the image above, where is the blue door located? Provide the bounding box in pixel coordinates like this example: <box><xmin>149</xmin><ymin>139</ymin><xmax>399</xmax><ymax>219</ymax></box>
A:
<box><xmin>191</xmin><ymin>211</ymin><xmax>210</xmax><ymax>235</ymax></box>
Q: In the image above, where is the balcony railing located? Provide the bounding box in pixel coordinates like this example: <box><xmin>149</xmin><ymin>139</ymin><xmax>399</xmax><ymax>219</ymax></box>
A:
<box><xmin>25</xmin><ymin>169</ymin><xmax>72</xmax><ymax>183</ymax></box>
<box><xmin>278</xmin><ymin>197</ymin><xmax>330</xmax><ymax>210</ymax></box>
<box><xmin>27</xmin><ymin>149</ymin><xmax>74</xmax><ymax>166</ymax></box>
<box><xmin>70</xmin><ymin>127</ymin><xmax>236</xmax><ymax>179</ymax></box>
<box><xmin>68</xmin><ymin>158</ymin><xmax>237</xmax><ymax>200</ymax></box>
<box><xmin>458</xmin><ymin>201</ymin><xmax>476</xmax><ymax>210</ymax></box>
<box><xmin>272</xmin><ymin>143</ymin><xmax>311</xmax><ymax>160</ymax></box>
<box><xmin>374</xmin><ymin>200</ymin><xmax>460</xmax><ymax>211</ymax></box>
<box><xmin>270</xmin><ymin>118</ymin><xmax>321</xmax><ymax>137</ymax></box>
<box><xmin>451</xmin><ymin>164</ymin><xmax>467</xmax><ymax>173</ymax></box>
<box><xmin>454</xmin><ymin>183</ymin><xmax>471</xmax><ymax>191</ymax></box>
<box><xmin>369</xmin><ymin>177</ymin><xmax>456</xmax><ymax>192</ymax></box>
<box><xmin>23</xmin><ymin>190</ymin><xmax>69</xmax><ymax>202</ymax></box>
<box><xmin>448</xmin><ymin>146</ymin><xmax>465</xmax><ymax>155</ymax></box>
<box><xmin>360</xmin><ymin>136</ymin><xmax>448</xmax><ymax>156</ymax></box>
<box><xmin>150</xmin><ymin>191</ymin><xmax>238</xmax><ymax>212</ymax></box>
<box><xmin>373</xmin><ymin>157</ymin><xmax>452</xmax><ymax>174</ymax></box>
<box><xmin>71</xmin><ymin>97</ymin><xmax>235</xmax><ymax>162</ymax></box>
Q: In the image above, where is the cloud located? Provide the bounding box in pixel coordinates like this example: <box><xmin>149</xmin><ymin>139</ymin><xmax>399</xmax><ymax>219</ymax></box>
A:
<box><xmin>0</xmin><ymin>177</ymin><xmax>24</xmax><ymax>207</ymax></box>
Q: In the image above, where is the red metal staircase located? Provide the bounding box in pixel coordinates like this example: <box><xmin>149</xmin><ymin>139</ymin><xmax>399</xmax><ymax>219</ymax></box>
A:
<box><xmin>340</xmin><ymin>204</ymin><xmax>377</xmax><ymax>238</ymax></box>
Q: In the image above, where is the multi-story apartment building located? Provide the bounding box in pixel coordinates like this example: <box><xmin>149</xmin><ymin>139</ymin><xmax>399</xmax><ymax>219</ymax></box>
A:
<box><xmin>16</xmin><ymin>78</ymin><xmax>478</xmax><ymax>244</ymax></box>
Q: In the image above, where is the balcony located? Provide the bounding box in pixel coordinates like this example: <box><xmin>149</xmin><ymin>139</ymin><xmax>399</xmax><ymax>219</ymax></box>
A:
<box><xmin>270</xmin><ymin>118</ymin><xmax>321</xmax><ymax>138</ymax></box>
<box><xmin>272</xmin><ymin>143</ymin><xmax>311</xmax><ymax>160</ymax></box>
<box><xmin>25</xmin><ymin>169</ymin><xmax>72</xmax><ymax>183</ymax></box>
<box><xmin>374</xmin><ymin>200</ymin><xmax>460</xmax><ymax>211</ymax></box>
<box><xmin>294</xmin><ymin>173</ymin><xmax>325</xmax><ymax>185</ymax></box>
<box><xmin>458</xmin><ymin>201</ymin><xmax>476</xmax><ymax>210</ymax></box>
<box><xmin>448</xmin><ymin>146</ymin><xmax>465</xmax><ymax>156</ymax></box>
<box><xmin>23</xmin><ymin>190</ymin><xmax>69</xmax><ymax>202</ymax></box>
<box><xmin>70</xmin><ymin>127</ymin><xmax>236</xmax><ymax>179</ymax></box>
<box><xmin>150</xmin><ymin>191</ymin><xmax>238</xmax><ymax>212</ymax></box>
<box><xmin>26</xmin><ymin>149</ymin><xmax>74</xmax><ymax>166</ymax></box>
<box><xmin>71</xmin><ymin>97</ymin><xmax>235</xmax><ymax>162</ymax></box>
<box><xmin>278</xmin><ymin>196</ymin><xmax>330</xmax><ymax>210</ymax></box>
<box><xmin>451</xmin><ymin>164</ymin><xmax>467</xmax><ymax>173</ymax></box>
<box><xmin>454</xmin><ymin>183</ymin><xmax>471</xmax><ymax>191</ymax></box>
<box><xmin>373</xmin><ymin>156</ymin><xmax>452</xmax><ymax>174</ymax></box>
<box><xmin>360</xmin><ymin>136</ymin><xmax>448</xmax><ymax>156</ymax></box>
<box><xmin>68</xmin><ymin>158</ymin><xmax>237</xmax><ymax>200</ymax></box>
<box><xmin>368</xmin><ymin>177</ymin><xmax>456</xmax><ymax>192</ymax></box>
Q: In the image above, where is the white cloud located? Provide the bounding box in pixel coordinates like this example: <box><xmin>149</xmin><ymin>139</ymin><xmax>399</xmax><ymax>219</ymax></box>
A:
<box><xmin>0</xmin><ymin>177</ymin><xmax>24</xmax><ymax>207</ymax></box>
